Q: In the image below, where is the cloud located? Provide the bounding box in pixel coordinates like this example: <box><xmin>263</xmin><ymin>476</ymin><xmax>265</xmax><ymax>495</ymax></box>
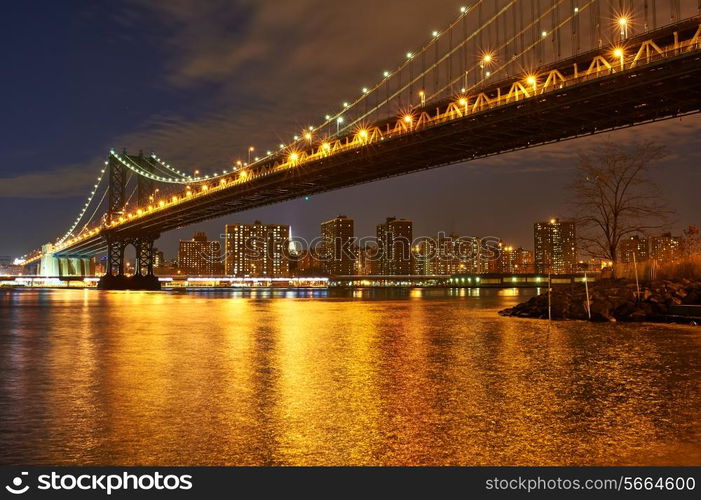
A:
<box><xmin>0</xmin><ymin>163</ymin><xmax>106</xmax><ymax>199</ymax></box>
<box><xmin>12</xmin><ymin>0</ymin><xmax>701</xmax><ymax>198</ymax></box>
<box><xmin>121</xmin><ymin>0</ymin><xmax>457</xmax><ymax>88</ymax></box>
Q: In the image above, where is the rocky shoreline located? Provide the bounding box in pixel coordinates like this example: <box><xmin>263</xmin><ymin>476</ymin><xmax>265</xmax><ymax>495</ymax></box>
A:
<box><xmin>499</xmin><ymin>278</ymin><xmax>701</xmax><ymax>322</ymax></box>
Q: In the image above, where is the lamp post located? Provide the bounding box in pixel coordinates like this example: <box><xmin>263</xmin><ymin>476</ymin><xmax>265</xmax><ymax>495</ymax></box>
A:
<box><xmin>459</xmin><ymin>97</ymin><xmax>468</xmax><ymax>114</ymax></box>
<box><xmin>481</xmin><ymin>54</ymin><xmax>492</xmax><ymax>82</ymax></box>
<box><xmin>619</xmin><ymin>17</ymin><xmax>629</xmax><ymax>40</ymax></box>
<box><xmin>614</xmin><ymin>48</ymin><xmax>625</xmax><ymax>71</ymax></box>
<box><xmin>336</xmin><ymin>116</ymin><xmax>344</xmax><ymax>134</ymax></box>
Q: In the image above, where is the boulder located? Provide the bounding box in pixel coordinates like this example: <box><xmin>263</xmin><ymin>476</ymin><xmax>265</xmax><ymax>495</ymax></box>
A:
<box><xmin>499</xmin><ymin>277</ymin><xmax>701</xmax><ymax>322</ymax></box>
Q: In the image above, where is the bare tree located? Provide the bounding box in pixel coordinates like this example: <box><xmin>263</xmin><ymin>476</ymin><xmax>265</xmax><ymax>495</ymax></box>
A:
<box><xmin>569</xmin><ymin>141</ymin><xmax>673</xmax><ymax>272</ymax></box>
<box><xmin>682</xmin><ymin>224</ymin><xmax>701</xmax><ymax>258</ymax></box>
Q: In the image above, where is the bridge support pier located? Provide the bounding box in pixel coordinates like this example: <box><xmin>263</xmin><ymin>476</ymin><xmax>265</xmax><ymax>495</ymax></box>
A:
<box><xmin>98</xmin><ymin>235</ymin><xmax>161</xmax><ymax>290</ymax></box>
<box><xmin>40</xmin><ymin>253</ymin><xmax>94</xmax><ymax>278</ymax></box>
<box><xmin>39</xmin><ymin>245</ymin><xmax>60</xmax><ymax>277</ymax></box>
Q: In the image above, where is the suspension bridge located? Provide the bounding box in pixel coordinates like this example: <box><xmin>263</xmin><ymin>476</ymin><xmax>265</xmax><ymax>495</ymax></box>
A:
<box><xmin>17</xmin><ymin>0</ymin><xmax>701</xmax><ymax>289</ymax></box>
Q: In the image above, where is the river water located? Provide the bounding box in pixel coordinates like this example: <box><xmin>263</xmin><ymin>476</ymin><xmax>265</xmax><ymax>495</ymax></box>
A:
<box><xmin>0</xmin><ymin>287</ymin><xmax>699</xmax><ymax>466</ymax></box>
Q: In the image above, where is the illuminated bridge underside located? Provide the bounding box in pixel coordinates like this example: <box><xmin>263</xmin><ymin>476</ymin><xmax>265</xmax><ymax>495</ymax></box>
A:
<box><xmin>55</xmin><ymin>24</ymin><xmax>701</xmax><ymax>259</ymax></box>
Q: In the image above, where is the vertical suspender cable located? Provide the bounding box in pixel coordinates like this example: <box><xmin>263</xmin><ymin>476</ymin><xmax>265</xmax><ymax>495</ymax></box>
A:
<box><xmin>556</xmin><ymin>0</ymin><xmax>561</xmax><ymax>58</ymax></box>
<box><xmin>449</xmin><ymin>24</ymin><xmax>453</xmax><ymax>95</ymax></box>
<box><xmin>421</xmin><ymin>49</ymin><xmax>426</xmax><ymax>98</ymax></box>
<box><xmin>409</xmin><ymin>54</ymin><xmax>413</xmax><ymax>105</ymax></box>
<box><xmin>644</xmin><ymin>1</ymin><xmax>649</xmax><ymax>30</ymax></box>
<box><xmin>435</xmin><ymin>32</ymin><xmax>440</xmax><ymax>96</ymax></box>
<box><xmin>596</xmin><ymin>0</ymin><xmax>601</xmax><ymax>48</ymax></box>
<box><xmin>460</xmin><ymin>10</ymin><xmax>464</xmax><ymax>88</ymax></box>
<box><xmin>479</xmin><ymin>2</ymin><xmax>483</xmax><ymax>49</ymax></box>
<box><xmin>494</xmin><ymin>0</ymin><xmax>499</xmax><ymax>74</ymax></box>
<box><xmin>532</xmin><ymin>0</ymin><xmax>538</xmax><ymax>64</ymax></box>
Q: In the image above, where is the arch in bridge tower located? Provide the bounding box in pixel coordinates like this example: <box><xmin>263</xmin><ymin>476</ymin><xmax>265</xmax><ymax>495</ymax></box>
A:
<box><xmin>131</xmin><ymin>235</ymin><xmax>159</xmax><ymax>278</ymax></box>
<box><xmin>100</xmin><ymin>235</ymin><xmax>161</xmax><ymax>290</ymax></box>
<box><xmin>105</xmin><ymin>238</ymin><xmax>126</xmax><ymax>278</ymax></box>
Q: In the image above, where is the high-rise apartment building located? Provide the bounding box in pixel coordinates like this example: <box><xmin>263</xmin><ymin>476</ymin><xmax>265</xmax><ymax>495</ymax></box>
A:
<box><xmin>413</xmin><ymin>238</ymin><xmax>437</xmax><ymax>275</ymax></box>
<box><xmin>435</xmin><ymin>233</ymin><xmax>465</xmax><ymax>275</ymax></box>
<box><xmin>225</xmin><ymin>221</ymin><xmax>290</xmax><ymax>277</ymax></box>
<box><xmin>650</xmin><ymin>233</ymin><xmax>682</xmax><ymax>264</ymax></box>
<box><xmin>534</xmin><ymin>218</ymin><xmax>577</xmax><ymax>274</ymax></box>
<box><xmin>499</xmin><ymin>245</ymin><xmax>534</xmax><ymax>274</ymax></box>
<box><xmin>619</xmin><ymin>235</ymin><xmax>649</xmax><ymax>264</ymax></box>
<box><xmin>320</xmin><ymin>215</ymin><xmax>356</xmax><ymax>275</ymax></box>
<box><xmin>178</xmin><ymin>232</ymin><xmax>222</xmax><ymax>275</ymax></box>
<box><xmin>153</xmin><ymin>248</ymin><xmax>165</xmax><ymax>269</ymax></box>
<box><xmin>376</xmin><ymin>217</ymin><xmax>413</xmax><ymax>275</ymax></box>
<box><xmin>356</xmin><ymin>243</ymin><xmax>381</xmax><ymax>275</ymax></box>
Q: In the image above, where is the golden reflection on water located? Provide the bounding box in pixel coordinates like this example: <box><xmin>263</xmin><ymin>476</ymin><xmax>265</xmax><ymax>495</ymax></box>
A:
<box><xmin>0</xmin><ymin>288</ymin><xmax>700</xmax><ymax>466</ymax></box>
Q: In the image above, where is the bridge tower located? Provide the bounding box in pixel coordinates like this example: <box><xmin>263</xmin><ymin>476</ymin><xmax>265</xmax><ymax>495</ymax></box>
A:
<box><xmin>130</xmin><ymin>151</ymin><xmax>161</xmax><ymax>288</ymax></box>
<box><xmin>104</xmin><ymin>149</ymin><xmax>127</xmax><ymax>280</ymax></box>
<box><xmin>98</xmin><ymin>150</ymin><xmax>161</xmax><ymax>290</ymax></box>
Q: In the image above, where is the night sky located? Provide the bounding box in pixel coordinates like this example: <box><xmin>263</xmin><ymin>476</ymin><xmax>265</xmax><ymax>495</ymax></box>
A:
<box><xmin>1</xmin><ymin>0</ymin><xmax>700</xmax><ymax>259</ymax></box>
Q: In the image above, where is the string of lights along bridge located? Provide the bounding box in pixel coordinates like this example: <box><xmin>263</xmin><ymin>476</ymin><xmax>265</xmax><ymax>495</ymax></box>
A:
<box><xmin>18</xmin><ymin>0</ymin><xmax>701</xmax><ymax>290</ymax></box>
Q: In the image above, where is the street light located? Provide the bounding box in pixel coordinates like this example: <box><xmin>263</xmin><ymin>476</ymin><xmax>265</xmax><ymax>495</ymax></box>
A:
<box><xmin>336</xmin><ymin>116</ymin><xmax>344</xmax><ymax>133</ymax></box>
<box><xmin>481</xmin><ymin>53</ymin><xmax>493</xmax><ymax>81</ymax></box>
<box><xmin>419</xmin><ymin>90</ymin><xmax>425</xmax><ymax>106</ymax></box>
<box><xmin>248</xmin><ymin>146</ymin><xmax>254</xmax><ymax>164</ymax></box>
<box><xmin>458</xmin><ymin>97</ymin><xmax>468</xmax><ymax>114</ymax></box>
<box><xmin>526</xmin><ymin>75</ymin><xmax>537</xmax><ymax>94</ymax></box>
<box><xmin>618</xmin><ymin>17</ymin><xmax>629</xmax><ymax>39</ymax></box>
<box><xmin>613</xmin><ymin>47</ymin><xmax>625</xmax><ymax>70</ymax></box>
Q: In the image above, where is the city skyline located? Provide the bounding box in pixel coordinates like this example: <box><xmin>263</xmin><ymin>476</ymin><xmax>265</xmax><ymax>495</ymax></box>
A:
<box><xmin>145</xmin><ymin>215</ymin><xmax>689</xmax><ymax>280</ymax></box>
<box><xmin>2</xmin><ymin>208</ymin><xmax>691</xmax><ymax>278</ymax></box>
